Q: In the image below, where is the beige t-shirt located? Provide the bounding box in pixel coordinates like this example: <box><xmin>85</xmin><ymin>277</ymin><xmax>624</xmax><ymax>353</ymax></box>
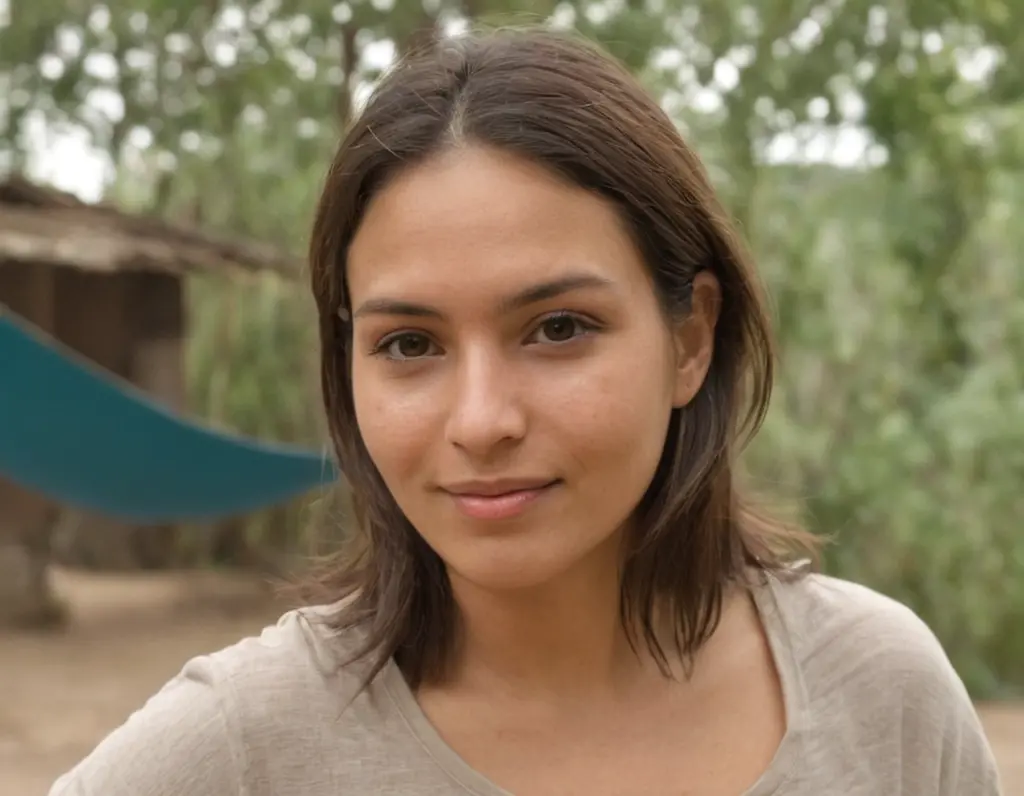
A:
<box><xmin>48</xmin><ymin>572</ymin><xmax>1002</xmax><ymax>795</ymax></box>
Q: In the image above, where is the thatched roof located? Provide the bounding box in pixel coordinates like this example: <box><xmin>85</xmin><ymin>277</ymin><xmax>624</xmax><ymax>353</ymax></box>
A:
<box><xmin>0</xmin><ymin>176</ymin><xmax>303</xmax><ymax>279</ymax></box>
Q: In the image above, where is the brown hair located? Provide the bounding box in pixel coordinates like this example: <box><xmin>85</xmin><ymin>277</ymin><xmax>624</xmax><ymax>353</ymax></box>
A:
<box><xmin>305</xmin><ymin>27</ymin><xmax>817</xmax><ymax>689</ymax></box>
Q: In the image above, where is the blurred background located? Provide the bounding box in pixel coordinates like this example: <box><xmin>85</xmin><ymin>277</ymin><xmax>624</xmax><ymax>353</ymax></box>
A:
<box><xmin>0</xmin><ymin>0</ymin><xmax>1022</xmax><ymax>792</ymax></box>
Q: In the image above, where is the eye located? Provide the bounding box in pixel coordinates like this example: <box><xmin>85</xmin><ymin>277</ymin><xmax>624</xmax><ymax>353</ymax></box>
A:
<box><xmin>375</xmin><ymin>332</ymin><xmax>439</xmax><ymax>360</ymax></box>
<box><xmin>526</xmin><ymin>313</ymin><xmax>597</xmax><ymax>345</ymax></box>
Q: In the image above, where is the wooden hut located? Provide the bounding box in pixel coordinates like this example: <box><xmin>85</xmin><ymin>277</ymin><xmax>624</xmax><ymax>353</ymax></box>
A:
<box><xmin>0</xmin><ymin>176</ymin><xmax>299</xmax><ymax>626</ymax></box>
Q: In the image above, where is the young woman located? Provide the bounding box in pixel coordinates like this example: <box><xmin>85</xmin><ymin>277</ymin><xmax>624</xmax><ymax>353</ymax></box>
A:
<box><xmin>50</xmin><ymin>29</ymin><xmax>1001</xmax><ymax>796</ymax></box>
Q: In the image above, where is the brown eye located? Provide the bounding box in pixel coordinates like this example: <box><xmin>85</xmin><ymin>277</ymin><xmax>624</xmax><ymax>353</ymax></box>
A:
<box><xmin>385</xmin><ymin>333</ymin><xmax>436</xmax><ymax>359</ymax></box>
<box><xmin>531</xmin><ymin>314</ymin><xmax>591</xmax><ymax>345</ymax></box>
<box><xmin>542</xmin><ymin>316</ymin><xmax>576</xmax><ymax>342</ymax></box>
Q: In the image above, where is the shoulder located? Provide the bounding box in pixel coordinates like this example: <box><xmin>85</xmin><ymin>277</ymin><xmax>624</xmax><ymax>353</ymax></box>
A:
<box><xmin>768</xmin><ymin>571</ymin><xmax>967</xmax><ymax>699</ymax></box>
<box><xmin>768</xmin><ymin>571</ymin><xmax>949</xmax><ymax>674</ymax></box>
<box><xmin>49</xmin><ymin>604</ymin><xmax>368</xmax><ymax>796</ymax></box>
<box><xmin>763</xmin><ymin>571</ymin><xmax>1002</xmax><ymax>793</ymax></box>
<box><xmin>207</xmin><ymin>602</ymin><xmax>365</xmax><ymax>690</ymax></box>
<box><xmin>178</xmin><ymin>602</ymin><xmax>376</xmax><ymax>753</ymax></box>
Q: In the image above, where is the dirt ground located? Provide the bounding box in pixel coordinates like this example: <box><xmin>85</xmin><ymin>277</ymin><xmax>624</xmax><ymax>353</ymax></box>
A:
<box><xmin>2</xmin><ymin>569</ymin><xmax>1022</xmax><ymax>796</ymax></box>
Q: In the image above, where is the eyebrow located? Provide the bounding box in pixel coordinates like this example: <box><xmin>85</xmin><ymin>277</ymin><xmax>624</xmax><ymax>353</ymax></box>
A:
<box><xmin>351</xmin><ymin>273</ymin><xmax>615</xmax><ymax>321</ymax></box>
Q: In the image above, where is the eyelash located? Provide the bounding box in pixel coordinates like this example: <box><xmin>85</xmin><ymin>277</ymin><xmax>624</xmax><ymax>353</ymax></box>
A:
<box><xmin>370</xmin><ymin>311</ymin><xmax>601</xmax><ymax>361</ymax></box>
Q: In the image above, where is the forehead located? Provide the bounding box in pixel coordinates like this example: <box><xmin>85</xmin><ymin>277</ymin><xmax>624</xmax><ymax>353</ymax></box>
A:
<box><xmin>346</xmin><ymin>146</ymin><xmax>650</xmax><ymax>302</ymax></box>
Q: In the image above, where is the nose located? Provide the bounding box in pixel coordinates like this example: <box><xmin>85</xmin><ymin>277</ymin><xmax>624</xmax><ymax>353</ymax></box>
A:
<box><xmin>444</xmin><ymin>346</ymin><xmax>526</xmax><ymax>457</ymax></box>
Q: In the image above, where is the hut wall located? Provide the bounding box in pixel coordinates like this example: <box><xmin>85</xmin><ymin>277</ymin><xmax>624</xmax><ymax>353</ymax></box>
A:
<box><xmin>45</xmin><ymin>268</ymin><xmax>187</xmax><ymax>570</ymax></box>
<box><xmin>0</xmin><ymin>260</ymin><xmax>56</xmax><ymax>324</ymax></box>
<box><xmin>52</xmin><ymin>267</ymin><xmax>133</xmax><ymax>377</ymax></box>
<box><xmin>0</xmin><ymin>264</ymin><xmax>190</xmax><ymax>572</ymax></box>
<box><xmin>0</xmin><ymin>261</ymin><xmax>63</xmax><ymax>624</ymax></box>
<box><xmin>128</xmin><ymin>271</ymin><xmax>186</xmax><ymax>410</ymax></box>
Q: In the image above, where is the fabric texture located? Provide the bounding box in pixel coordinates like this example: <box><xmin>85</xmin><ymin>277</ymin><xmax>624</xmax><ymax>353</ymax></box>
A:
<box><xmin>0</xmin><ymin>311</ymin><xmax>336</xmax><ymax>521</ymax></box>
<box><xmin>48</xmin><ymin>572</ymin><xmax>1003</xmax><ymax>795</ymax></box>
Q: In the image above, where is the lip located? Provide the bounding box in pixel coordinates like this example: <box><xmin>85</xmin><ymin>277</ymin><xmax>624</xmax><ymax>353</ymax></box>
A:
<box><xmin>441</xmin><ymin>478</ymin><xmax>560</xmax><ymax>521</ymax></box>
<box><xmin>442</xmin><ymin>478</ymin><xmax>558</xmax><ymax>497</ymax></box>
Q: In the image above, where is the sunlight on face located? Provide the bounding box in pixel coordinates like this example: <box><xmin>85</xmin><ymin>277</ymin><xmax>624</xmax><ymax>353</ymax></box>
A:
<box><xmin>347</xmin><ymin>147</ymin><xmax>690</xmax><ymax>591</ymax></box>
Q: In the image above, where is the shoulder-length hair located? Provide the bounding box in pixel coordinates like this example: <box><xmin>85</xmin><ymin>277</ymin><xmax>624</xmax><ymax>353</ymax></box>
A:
<box><xmin>305</xmin><ymin>27</ymin><xmax>817</xmax><ymax>689</ymax></box>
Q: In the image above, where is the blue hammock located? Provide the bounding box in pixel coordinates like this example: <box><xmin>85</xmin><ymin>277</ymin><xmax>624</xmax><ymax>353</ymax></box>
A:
<box><xmin>0</xmin><ymin>310</ymin><xmax>338</xmax><ymax>522</ymax></box>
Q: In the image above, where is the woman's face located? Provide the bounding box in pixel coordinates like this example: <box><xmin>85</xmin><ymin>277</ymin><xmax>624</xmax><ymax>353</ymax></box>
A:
<box><xmin>347</xmin><ymin>146</ymin><xmax>715</xmax><ymax>592</ymax></box>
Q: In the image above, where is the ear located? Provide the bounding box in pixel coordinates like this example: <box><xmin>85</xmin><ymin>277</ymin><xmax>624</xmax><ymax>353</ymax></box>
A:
<box><xmin>671</xmin><ymin>270</ymin><xmax>721</xmax><ymax>408</ymax></box>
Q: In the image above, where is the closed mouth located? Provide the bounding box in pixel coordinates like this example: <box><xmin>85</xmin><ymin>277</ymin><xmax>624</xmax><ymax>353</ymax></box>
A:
<box><xmin>441</xmin><ymin>479</ymin><xmax>561</xmax><ymax>521</ymax></box>
<box><xmin>441</xmin><ymin>479</ymin><xmax>561</xmax><ymax>498</ymax></box>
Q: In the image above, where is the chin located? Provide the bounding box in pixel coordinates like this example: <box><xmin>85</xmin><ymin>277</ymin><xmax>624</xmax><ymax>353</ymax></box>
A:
<box><xmin>449</xmin><ymin>559</ymin><xmax>571</xmax><ymax>593</ymax></box>
<box><xmin>437</xmin><ymin>531</ymin><xmax>612</xmax><ymax>594</ymax></box>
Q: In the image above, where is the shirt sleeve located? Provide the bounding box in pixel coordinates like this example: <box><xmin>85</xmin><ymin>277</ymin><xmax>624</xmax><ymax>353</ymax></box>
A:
<box><xmin>930</xmin><ymin>676</ymin><xmax>1003</xmax><ymax>795</ymax></box>
<box><xmin>895</xmin><ymin>614</ymin><xmax>1004</xmax><ymax>795</ymax></box>
<box><xmin>47</xmin><ymin>654</ymin><xmax>243</xmax><ymax>796</ymax></box>
<box><xmin>938</xmin><ymin>708</ymin><xmax>1004</xmax><ymax>796</ymax></box>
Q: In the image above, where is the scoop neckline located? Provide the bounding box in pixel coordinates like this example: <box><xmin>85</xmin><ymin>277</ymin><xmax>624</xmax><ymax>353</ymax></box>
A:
<box><xmin>380</xmin><ymin>572</ymin><xmax>810</xmax><ymax>796</ymax></box>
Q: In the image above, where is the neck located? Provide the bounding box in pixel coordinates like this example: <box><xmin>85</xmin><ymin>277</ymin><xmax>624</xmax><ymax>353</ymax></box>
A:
<box><xmin>444</xmin><ymin>535</ymin><xmax>656</xmax><ymax>700</ymax></box>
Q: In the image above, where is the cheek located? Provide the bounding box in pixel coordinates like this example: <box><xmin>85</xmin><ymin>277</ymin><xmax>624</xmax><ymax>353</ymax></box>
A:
<box><xmin>351</xmin><ymin>365</ymin><xmax>435</xmax><ymax>483</ymax></box>
<box><xmin>539</xmin><ymin>334</ymin><xmax>677</xmax><ymax>475</ymax></box>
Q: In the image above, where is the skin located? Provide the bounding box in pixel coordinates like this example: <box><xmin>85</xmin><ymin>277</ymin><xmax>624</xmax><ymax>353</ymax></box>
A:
<box><xmin>347</xmin><ymin>146</ymin><xmax>784</xmax><ymax>795</ymax></box>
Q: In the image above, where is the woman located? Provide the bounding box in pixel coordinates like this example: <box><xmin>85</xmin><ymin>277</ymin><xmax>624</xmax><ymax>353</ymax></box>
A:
<box><xmin>51</xmin><ymin>28</ymin><xmax>1001</xmax><ymax>796</ymax></box>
